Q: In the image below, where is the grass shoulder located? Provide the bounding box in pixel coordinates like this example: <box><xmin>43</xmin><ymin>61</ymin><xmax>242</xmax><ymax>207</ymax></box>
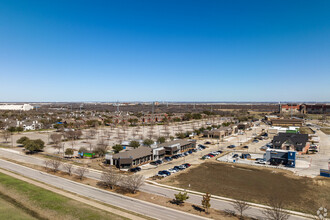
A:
<box><xmin>0</xmin><ymin>172</ymin><xmax>129</xmax><ymax>220</ymax></box>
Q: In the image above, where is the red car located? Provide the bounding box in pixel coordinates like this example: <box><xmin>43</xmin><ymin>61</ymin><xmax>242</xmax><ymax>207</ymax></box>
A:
<box><xmin>208</xmin><ymin>154</ymin><xmax>214</xmax><ymax>157</ymax></box>
<box><xmin>184</xmin><ymin>163</ymin><xmax>191</xmax><ymax>167</ymax></box>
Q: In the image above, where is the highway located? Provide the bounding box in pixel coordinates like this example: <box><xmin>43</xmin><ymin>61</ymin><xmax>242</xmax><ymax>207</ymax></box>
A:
<box><xmin>0</xmin><ymin>159</ymin><xmax>207</xmax><ymax>220</ymax></box>
<box><xmin>0</xmin><ymin>148</ymin><xmax>309</xmax><ymax>219</ymax></box>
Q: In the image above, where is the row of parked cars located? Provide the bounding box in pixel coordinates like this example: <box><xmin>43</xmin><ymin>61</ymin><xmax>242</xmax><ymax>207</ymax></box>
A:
<box><xmin>201</xmin><ymin>150</ymin><xmax>222</xmax><ymax>159</ymax></box>
<box><xmin>157</xmin><ymin>163</ymin><xmax>191</xmax><ymax>177</ymax></box>
<box><xmin>150</xmin><ymin>144</ymin><xmax>207</xmax><ymax>166</ymax></box>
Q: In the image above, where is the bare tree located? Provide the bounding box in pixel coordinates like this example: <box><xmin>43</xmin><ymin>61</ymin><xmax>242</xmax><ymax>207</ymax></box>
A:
<box><xmin>164</xmin><ymin>124</ymin><xmax>171</xmax><ymax>138</ymax></box>
<box><xmin>50</xmin><ymin>133</ymin><xmax>62</xmax><ymax>153</ymax></box>
<box><xmin>44</xmin><ymin>160</ymin><xmax>51</xmax><ymax>170</ymax></box>
<box><xmin>122</xmin><ymin>125</ymin><xmax>128</xmax><ymax>140</ymax></box>
<box><xmin>94</xmin><ymin>143</ymin><xmax>108</xmax><ymax>157</ymax></box>
<box><xmin>262</xmin><ymin>197</ymin><xmax>290</xmax><ymax>220</ymax></box>
<box><xmin>123</xmin><ymin>174</ymin><xmax>144</xmax><ymax>194</ymax></box>
<box><xmin>87</xmin><ymin>129</ymin><xmax>97</xmax><ymax>139</ymax></box>
<box><xmin>63</xmin><ymin>163</ymin><xmax>74</xmax><ymax>176</ymax></box>
<box><xmin>148</xmin><ymin>126</ymin><xmax>155</xmax><ymax>139</ymax></box>
<box><xmin>87</xmin><ymin>142</ymin><xmax>94</xmax><ymax>152</ymax></box>
<box><xmin>50</xmin><ymin>133</ymin><xmax>62</xmax><ymax>144</ymax></box>
<box><xmin>104</xmin><ymin>130</ymin><xmax>111</xmax><ymax>140</ymax></box>
<box><xmin>233</xmin><ymin>199</ymin><xmax>250</xmax><ymax>219</ymax></box>
<box><xmin>116</xmin><ymin>128</ymin><xmax>122</xmax><ymax>140</ymax></box>
<box><xmin>49</xmin><ymin>159</ymin><xmax>62</xmax><ymax>173</ymax></box>
<box><xmin>1</xmin><ymin>130</ymin><xmax>11</xmax><ymax>143</ymax></box>
<box><xmin>75</xmin><ymin>167</ymin><xmax>89</xmax><ymax>180</ymax></box>
<box><xmin>101</xmin><ymin>169</ymin><xmax>122</xmax><ymax>189</ymax></box>
<box><xmin>132</xmin><ymin>127</ymin><xmax>137</xmax><ymax>139</ymax></box>
<box><xmin>73</xmin><ymin>130</ymin><xmax>83</xmax><ymax>140</ymax></box>
<box><xmin>202</xmin><ymin>192</ymin><xmax>211</xmax><ymax>214</ymax></box>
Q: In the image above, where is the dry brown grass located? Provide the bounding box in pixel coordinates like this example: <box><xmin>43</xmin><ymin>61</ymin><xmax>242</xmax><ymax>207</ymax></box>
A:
<box><xmin>299</xmin><ymin>127</ymin><xmax>315</xmax><ymax>134</ymax></box>
<box><xmin>320</xmin><ymin>128</ymin><xmax>330</xmax><ymax>135</ymax></box>
<box><xmin>159</xmin><ymin>161</ymin><xmax>330</xmax><ymax>215</ymax></box>
<box><xmin>134</xmin><ymin>191</ymin><xmax>240</xmax><ymax>220</ymax></box>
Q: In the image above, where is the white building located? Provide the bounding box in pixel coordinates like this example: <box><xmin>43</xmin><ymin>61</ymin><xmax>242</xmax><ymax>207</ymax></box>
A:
<box><xmin>0</xmin><ymin>104</ymin><xmax>34</xmax><ymax>111</ymax></box>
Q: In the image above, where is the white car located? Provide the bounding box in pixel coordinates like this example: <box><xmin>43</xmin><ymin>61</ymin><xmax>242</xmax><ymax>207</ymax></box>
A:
<box><xmin>211</xmin><ymin>151</ymin><xmax>220</xmax><ymax>155</ymax></box>
<box><xmin>178</xmin><ymin>165</ymin><xmax>186</xmax><ymax>169</ymax></box>
<box><xmin>157</xmin><ymin>173</ymin><xmax>167</xmax><ymax>177</ymax></box>
<box><xmin>168</xmin><ymin>168</ymin><xmax>177</xmax><ymax>173</ymax></box>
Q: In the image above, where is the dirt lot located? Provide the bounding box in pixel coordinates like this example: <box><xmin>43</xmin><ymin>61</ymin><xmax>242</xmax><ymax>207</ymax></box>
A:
<box><xmin>299</xmin><ymin>126</ymin><xmax>315</xmax><ymax>134</ymax></box>
<box><xmin>320</xmin><ymin>128</ymin><xmax>330</xmax><ymax>135</ymax></box>
<box><xmin>158</xmin><ymin>161</ymin><xmax>330</xmax><ymax>215</ymax></box>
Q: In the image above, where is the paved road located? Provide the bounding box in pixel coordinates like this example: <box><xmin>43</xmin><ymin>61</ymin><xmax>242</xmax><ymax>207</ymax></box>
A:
<box><xmin>0</xmin><ymin>149</ymin><xmax>309</xmax><ymax>219</ymax></box>
<box><xmin>0</xmin><ymin>159</ymin><xmax>206</xmax><ymax>220</ymax></box>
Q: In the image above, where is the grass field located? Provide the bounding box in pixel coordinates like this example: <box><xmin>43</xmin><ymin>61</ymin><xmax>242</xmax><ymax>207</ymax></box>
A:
<box><xmin>0</xmin><ymin>197</ymin><xmax>36</xmax><ymax>220</ymax></box>
<box><xmin>0</xmin><ymin>172</ymin><xmax>128</xmax><ymax>220</ymax></box>
<box><xmin>159</xmin><ymin>162</ymin><xmax>330</xmax><ymax>215</ymax></box>
<box><xmin>320</xmin><ymin>128</ymin><xmax>330</xmax><ymax>135</ymax></box>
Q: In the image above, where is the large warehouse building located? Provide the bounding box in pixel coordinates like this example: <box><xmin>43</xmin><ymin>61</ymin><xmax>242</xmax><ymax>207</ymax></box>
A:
<box><xmin>0</xmin><ymin>104</ymin><xmax>34</xmax><ymax>111</ymax></box>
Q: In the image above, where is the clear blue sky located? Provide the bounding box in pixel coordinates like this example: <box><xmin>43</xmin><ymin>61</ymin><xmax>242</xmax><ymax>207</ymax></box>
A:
<box><xmin>0</xmin><ymin>0</ymin><xmax>329</xmax><ymax>102</ymax></box>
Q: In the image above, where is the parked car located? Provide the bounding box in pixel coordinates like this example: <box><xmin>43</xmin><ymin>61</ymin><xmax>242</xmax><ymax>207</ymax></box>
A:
<box><xmin>168</xmin><ymin>168</ymin><xmax>178</xmax><ymax>173</ymax></box>
<box><xmin>178</xmin><ymin>165</ymin><xmax>186</xmax><ymax>169</ymax></box>
<box><xmin>157</xmin><ymin>173</ymin><xmax>167</xmax><ymax>177</ymax></box>
<box><xmin>243</xmin><ymin>145</ymin><xmax>249</xmax><ymax>149</ymax></box>
<box><xmin>211</xmin><ymin>151</ymin><xmax>220</xmax><ymax>155</ymax></box>
<box><xmin>227</xmin><ymin>145</ymin><xmax>236</xmax><ymax>148</ymax></box>
<box><xmin>164</xmin><ymin>157</ymin><xmax>172</xmax><ymax>162</ymax></box>
<box><xmin>253</xmin><ymin>139</ymin><xmax>259</xmax><ymax>143</ymax></box>
<box><xmin>217</xmin><ymin>150</ymin><xmax>223</xmax><ymax>154</ymax></box>
<box><xmin>150</xmin><ymin>161</ymin><xmax>158</xmax><ymax>166</ymax></box>
<box><xmin>232</xmin><ymin>154</ymin><xmax>239</xmax><ymax>158</ymax></box>
<box><xmin>260</xmin><ymin>145</ymin><xmax>268</xmax><ymax>150</ymax></box>
<box><xmin>183</xmin><ymin>163</ymin><xmax>191</xmax><ymax>168</ymax></box>
<box><xmin>174</xmin><ymin>166</ymin><xmax>185</xmax><ymax>170</ymax></box>
<box><xmin>156</xmin><ymin>160</ymin><xmax>163</xmax><ymax>164</ymax></box>
<box><xmin>255</xmin><ymin>159</ymin><xmax>266</xmax><ymax>165</ymax></box>
<box><xmin>204</xmin><ymin>141</ymin><xmax>211</xmax><ymax>144</ymax></box>
<box><xmin>188</xmin><ymin>150</ymin><xmax>193</xmax><ymax>154</ymax></box>
<box><xmin>202</xmin><ymin>155</ymin><xmax>211</xmax><ymax>159</ymax></box>
<box><xmin>158</xmin><ymin>170</ymin><xmax>171</xmax><ymax>176</ymax></box>
<box><xmin>198</xmin><ymin>144</ymin><xmax>206</xmax><ymax>149</ymax></box>
<box><xmin>192</xmin><ymin>149</ymin><xmax>198</xmax><ymax>152</ymax></box>
<box><xmin>208</xmin><ymin>154</ymin><xmax>215</xmax><ymax>157</ymax></box>
<box><xmin>129</xmin><ymin>167</ymin><xmax>139</xmax><ymax>172</ymax></box>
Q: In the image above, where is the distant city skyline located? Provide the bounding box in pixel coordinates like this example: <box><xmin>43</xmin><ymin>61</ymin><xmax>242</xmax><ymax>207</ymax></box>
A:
<box><xmin>1</xmin><ymin>0</ymin><xmax>330</xmax><ymax>102</ymax></box>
